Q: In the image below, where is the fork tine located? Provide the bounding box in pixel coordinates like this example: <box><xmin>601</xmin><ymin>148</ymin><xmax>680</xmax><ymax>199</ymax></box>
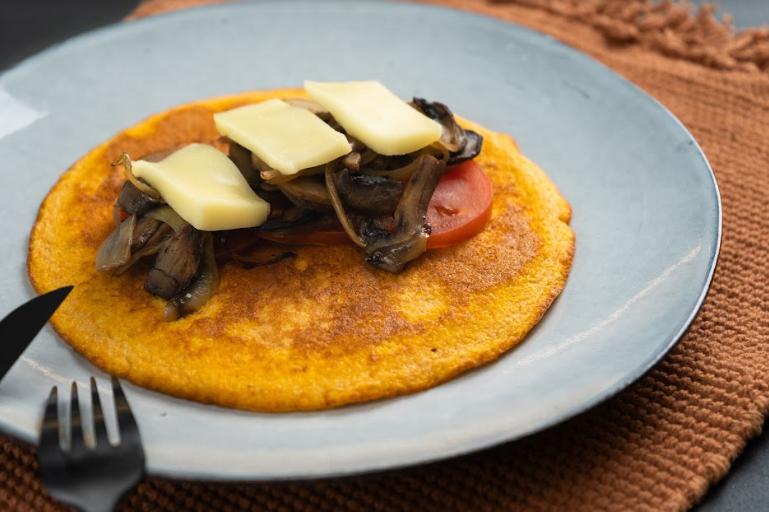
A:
<box><xmin>112</xmin><ymin>378</ymin><xmax>141</xmax><ymax>445</ymax></box>
<box><xmin>90</xmin><ymin>377</ymin><xmax>110</xmax><ymax>447</ymax></box>
<box><xmin>39</xmin><ymin>386</ymin><xmax>60</xmax><ymax>450</ymax></box>
<box><xmin>69</xmin><ymin>382</ymin><xmax>87</xmax><ymax>455</ymax></box>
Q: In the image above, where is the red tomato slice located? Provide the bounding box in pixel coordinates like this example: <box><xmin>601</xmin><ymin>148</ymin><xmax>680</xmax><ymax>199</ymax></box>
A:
<box><xmin>425</xmin><ymin>160</ymin><xmax>493</xmax><ymax>248</ymax></box>
<box><xmin>258</xmin><ymin>160</ymin><xmax>493</xmax><ymax>249</ymax></box>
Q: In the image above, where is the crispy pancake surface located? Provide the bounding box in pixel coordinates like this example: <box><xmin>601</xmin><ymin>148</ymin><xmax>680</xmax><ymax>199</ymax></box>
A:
<box><xmin>28</xmin><ymin>89</ymin><xmax>574</xmax><ymax>412</ymax></box>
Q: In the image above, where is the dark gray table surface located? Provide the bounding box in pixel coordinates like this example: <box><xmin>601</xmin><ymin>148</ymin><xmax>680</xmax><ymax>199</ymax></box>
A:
<box><xmin>1</xmin><ymin>1</ymin><xmax>768</xmax><ymax>510</ymax></box>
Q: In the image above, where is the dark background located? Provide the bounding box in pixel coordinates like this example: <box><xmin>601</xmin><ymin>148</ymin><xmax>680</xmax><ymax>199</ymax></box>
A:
<box><xmin>2</xmin><ymin>1</ymin><xmax>769</xmax><ymax>510</ymax></box>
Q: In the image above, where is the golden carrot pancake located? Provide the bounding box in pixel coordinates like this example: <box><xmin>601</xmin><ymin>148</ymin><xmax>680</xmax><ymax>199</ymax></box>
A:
<box><xmin>27</xmin><ymin>89</ymin><xmax>574</xmax><ymax>412</ymax></box>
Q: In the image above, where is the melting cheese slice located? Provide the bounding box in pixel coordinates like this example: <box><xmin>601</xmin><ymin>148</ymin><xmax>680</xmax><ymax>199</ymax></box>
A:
<box><xmin>213</xmin><ymin>99</ymin><xmax>351</xmax><ymax>175</ymax></box>
<box><xmin>131</xmin><ymin>143</ymin><xmax>270</xmax><ymax>232</ymax></box>
<box><xmin>305</xmin><ymin>80</ymin><xmax>442</xmax><ymax>156</ymax></box>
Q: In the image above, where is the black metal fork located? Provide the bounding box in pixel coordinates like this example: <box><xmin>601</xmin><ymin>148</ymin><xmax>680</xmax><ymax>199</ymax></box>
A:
<box><xmin>38</xmin><ymin>377</ymin><xmax>145</xmax><ymax>512</ymax></box>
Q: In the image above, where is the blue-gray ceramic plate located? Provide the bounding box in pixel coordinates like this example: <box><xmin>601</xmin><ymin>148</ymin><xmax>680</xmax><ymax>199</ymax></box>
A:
<box><xmin>0</xmin><ymin>0</ymin><xmax>719</xmax><ymax>480</ymax></box>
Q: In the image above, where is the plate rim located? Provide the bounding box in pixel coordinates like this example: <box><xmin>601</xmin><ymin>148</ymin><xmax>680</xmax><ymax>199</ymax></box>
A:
<box><xmin>0</xmin><ymin>0</ymin><xmax>722</xmax><ymax>481</ymax></box>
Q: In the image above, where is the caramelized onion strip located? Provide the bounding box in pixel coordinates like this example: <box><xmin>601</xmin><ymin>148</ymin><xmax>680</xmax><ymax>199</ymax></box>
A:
<box><xmin>113</xmin><ymin>152</ymin><xmax>162</xmax><ymax>199</ymax></box>
<box><xmin>146</xmin><ymin>206</ymin><xmax>187</xmax><ymax>233</ymax></box>
<box><xmin>325</xmin><ymin>161</ymin><xmax>366</xmax><ymax>247</ymax></box>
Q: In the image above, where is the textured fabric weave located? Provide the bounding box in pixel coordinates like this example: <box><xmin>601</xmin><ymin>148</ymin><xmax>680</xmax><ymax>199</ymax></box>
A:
<box><xmin>3</xmin><ymin>1</ymin><xmax>769</xmax><ymax>510</ymax></box>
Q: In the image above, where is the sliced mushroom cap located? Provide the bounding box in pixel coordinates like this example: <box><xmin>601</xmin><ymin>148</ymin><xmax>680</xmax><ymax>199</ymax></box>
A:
<box><xmin>164</xmin><ymin>233</ymin><xmax>219</xmax><ymax>321</ymax></box>
<box><xmin>99</xmin><ymin>210</ymin><xmax>174</xmax><ymax>276</ymax></box>
<box><xmin>228</xmin><ymin>142</ymin><xmax>263</xmax><ymax>187</ymax></box>
<box><xmin>95</xmin><ymin>214</ymin><xmax>137</xmax><ymax>272</ymax></box>
<box><xmin>363</xmin><ymin>155</ymin><xmax>446</xmax><ymax>272</ymax></box>
<box><xmin>130</xmin><ymin>216</ymin><xmax>163</xmax><ymax>253</ymax></box>
<box><xmin>391</xmin><ymin>155</ymin><xmax>446</xmax><ymax>235</ymax></box>
<box><xmin>117</xmin><ymin>181</ymin><xmax>163</xmax><ymax>216</ymax></box>
<box><xmin>412</xmin><ymin>98</ymin><xmax>465</xmax><ymax>152</ymax></box>
<box><xmin>277</xmin><ymin>176</ymin><xmax>333</xmax><ymax>213</ymax></box>
<box><xmin>363</xmin><ymin>222</ymin><xmax>429</xmax><ymax>274</ymax></box>
<box><xmin>335</xmin><ymin>168</ymin><xmax>403</xmax><ymax>216</ymax></box>
<box><xmin>412</xmin><ymin>98</ymin><xmax>483</xmax><ymax>166</ymax></box>
<box><xmin>447</xmin><ymin>130</ymin><xmax>483</xmax><ymax>166</ymax></box>
<box><xmin>113</xmin><ymin>221</ymin><xmax>173</xmax><ymax>276</ymax></box>
<box><xmin>145</xmin><ymin>224</ymin><xmax>205</xmax><ymax>300</ymax></box>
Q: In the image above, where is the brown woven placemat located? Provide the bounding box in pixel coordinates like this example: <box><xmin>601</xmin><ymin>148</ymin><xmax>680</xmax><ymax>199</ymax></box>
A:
<box><xmin>3</xmin><ymin>0</ymin><xmax>769</xmax><ymax>510</ymax></box>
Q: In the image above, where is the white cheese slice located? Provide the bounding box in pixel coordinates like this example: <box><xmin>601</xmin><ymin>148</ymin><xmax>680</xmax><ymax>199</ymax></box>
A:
<box><xmin>305</xmin><ymin>80</ymin><xmax>442</xmax><ymax>156</ymax></box>
<box><xmin>131</xmin><ymin>143</ymin><xmax>270</xmax><ymax>232</ymax></box>
<box><xmin>213</xmin><ymin>99</ymin><xmax>351</xmax><ymax>175</ymax></box>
